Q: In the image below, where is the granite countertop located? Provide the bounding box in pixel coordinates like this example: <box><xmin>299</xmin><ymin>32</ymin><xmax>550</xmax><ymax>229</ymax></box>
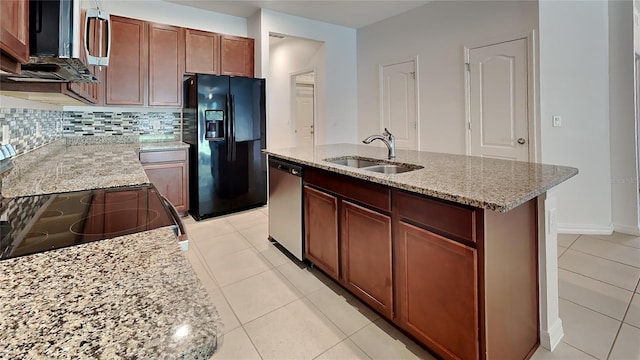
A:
<box><xmin>264</xmin><ymin>144</ymin><xmax>578</xmax><ymax>212</ymax></box>
<box><xmin>1</xmin><ymin>138</ymin><xmax>189</xmax><ymax>198</ymax></box>
<box><xmin>0</xmin><ymin>227</ymin><xmax>221</xmax><ymax>359</ymax></box>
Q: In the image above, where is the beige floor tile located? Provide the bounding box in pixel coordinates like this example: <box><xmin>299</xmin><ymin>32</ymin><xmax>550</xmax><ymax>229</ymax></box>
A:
<box><xmin>559</xmin><ymin>299</ymin><xmax>620</xmax><ymax>359</ymax></box>
<box><xmin>195</xmin><ymin>232</ymin><xmax>253</xmax><ymax>261</ymax></box>
<box><xmin>350</xmin><ymin>319</ymin><xmax>435</xmax><ymax>360</ymax></box>
<box><xmin>558</xmin><ymin>234</ymin><xmax>580</xmax><ymax>248</ymax></box>
<box><xmin>587</xmin><ymin>232</ymin><xmax>640</xmax><ymax>249</ymax></box>
<box><xmin>187</xmin><ymin>218</ymin><xmax>237</xmax><ymax>238</ymax></box>
<box><xmin>259</xmin><ymin>244</ymin><xmax>293</xmax><ymax>267</ymax></box>
<box><xmin>558</xmin><ymin>269</ymin><xmax>633</xmax><ymax>320</ymax></box>
<box><xmin>227</xmin><ymin>210</ymin><xmax>268</xmax><ymax>231</ymax></box>
<box><xmin>608</xmin><ymin>323</ymin><xmax>640</xmax><ymax>360</ymax></box>
<box><xmin>559</xmin><ymin>246</ymin><xmax>568</xmax><ymax>258</ymax></box>
<box><xmin>210</xmin><ymin>327</ymin><xmax>261</xmax><ymax>360</ymax></box>
<box><xmin>307</xmin><ymin>286</ymin><xmax>378</xmax><ymax>336</ymax></box>
<box><xmin>315</xmin><ymin>339</ymin><xmax>372</xmax><ymax>360</ymax></box>
<box><xmin>244</xmin><ymin>298</ymin><xmax>346</xmax><ymax>360</ymax></box>
<box><xmin>276</xmin><ymin>262</ymin><xmax>329</xmax><ymax>296</ymax></box>
<box><xmin>221</xmin><ymin>269</ymin><xmax>302</xmax><ymax>324</ymax></box>
<box><xmin>571</xmin><ymin>237</ymin><xmax>640</xmax><ymax>268</ymax></box>
<box><xmin>624</xmin><ymin>294</ymin><xmax>640</xmax><ymax>328</ymax></box>
<box><xmin>206</xmin><ymin>248</ymin><xmax>272</xmax><ymax>286</ymax></box>
<box><xmin>239</xmin><ymin>223</ymin><xmax>271</xmax><ymax>250</ymax></box>
<box><xmin>559</xmin><ymin>249</ymin><xmax>640</xmax><ymax>291</ymax></box>
<box><xmin>531</xmin><ymin>341</ymin><xmax>596</xmax><ymax>359</ymax></box>
<box><xmin>207</xmin><ymin>288</ymin><xmax>241</xmax><ymax>334</ymax></box>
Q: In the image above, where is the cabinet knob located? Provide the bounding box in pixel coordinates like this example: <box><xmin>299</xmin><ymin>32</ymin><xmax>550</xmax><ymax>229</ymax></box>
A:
<box><xmin>517</xmin><ymin>138</ymin><xmax>526</xmax><ymax>145</ymax></box>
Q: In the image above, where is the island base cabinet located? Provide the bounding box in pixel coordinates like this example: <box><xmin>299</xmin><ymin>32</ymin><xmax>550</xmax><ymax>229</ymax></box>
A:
<box><xmin>341</xmin><ymin>200</ymin><xmax>393</xmax><ymax>319</ymax></box>
<box><xmin>304</xmin><ymin>185</ymin><xmax>339</xmax><ymax>279</ymax></box>
<box><xmin>395</xmin><ymin>222</ymin><xmax>479</xmax><ymax>360</ymax></box>
<box><xmin>139</xmin><ymin>149</ymin><xmax>189</xmax><ymax>215</ymax></box>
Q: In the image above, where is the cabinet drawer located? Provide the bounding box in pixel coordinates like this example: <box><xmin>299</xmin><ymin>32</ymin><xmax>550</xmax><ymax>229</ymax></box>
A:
<box><xmin>395</xmin><ymin>190</ymin><xmax>477</xmax><ymax>244</ymax></box>
<box><xmin>139</xmin><ymin>149</ymin><xmax>187</xmax><ymax>164</ymax></box>
<box><xmin>305</xmin><ymin>167</ymin><xmax>390</xmax><ymax>212</ymax></box>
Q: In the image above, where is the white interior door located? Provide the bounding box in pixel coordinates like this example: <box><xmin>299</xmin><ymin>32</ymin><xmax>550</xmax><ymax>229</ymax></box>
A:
<box><xmin>468</xmin><ymin>38</ymin><xmax>529</xmax><ymax>161</ymax></box>
<box><xmin>295</xmin><ymin>82</ymin><xmax>314</xmax><ymax>147</ymax></box>
<box><xmin>381</xmin><ymin>60</ymin><xmax>417</xmax><ymax>150</ymax></box>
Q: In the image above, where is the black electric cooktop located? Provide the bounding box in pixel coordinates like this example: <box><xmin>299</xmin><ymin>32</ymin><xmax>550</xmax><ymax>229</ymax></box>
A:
<box><xmin>0</xmin><ymin>184</ymin><xmax>176</xmax><ymax>260</ymax></box>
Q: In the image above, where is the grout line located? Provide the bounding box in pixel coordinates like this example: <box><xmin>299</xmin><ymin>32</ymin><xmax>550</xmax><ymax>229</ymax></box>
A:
<box><xmin>605</xmin><ymin>275</ymin><xmax>640</xmax><ymax>359</ymax></box>
<box><xmin>564</xmin><ymin>247</ymin><xmax>640</xmax><ymax>270</ymax></box>
<box><xmin>560</xmin><ymin>341</ymin><xmax>599</xmax><ymax>359</ymax></box>
<box><xmin>560</xmin><ymin>298</ymin><xmax>625</xmax><ymax>323</ymax></box>
<box><xmin>558</xmin><ymin>267</ymin><xmax>639</xmax><ymax>293</ymax></box>
<box><xmin>582</xmin><ymin>233</ymin><xmax>640</xmax><ymax>251</ymax></box>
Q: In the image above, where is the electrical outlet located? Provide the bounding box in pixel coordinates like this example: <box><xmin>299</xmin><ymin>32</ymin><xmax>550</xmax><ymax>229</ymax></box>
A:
<box><xmin>552</xmin><ymin>115</ymin><xmax>562</xmax><ymax>127</ymax></box>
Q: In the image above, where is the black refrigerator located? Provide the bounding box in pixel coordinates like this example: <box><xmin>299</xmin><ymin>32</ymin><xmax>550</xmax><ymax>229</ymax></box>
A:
<box><xmin>182</xmin><ymin>74</ymin><xmax>267</xmax><ymax>220</ymax></box>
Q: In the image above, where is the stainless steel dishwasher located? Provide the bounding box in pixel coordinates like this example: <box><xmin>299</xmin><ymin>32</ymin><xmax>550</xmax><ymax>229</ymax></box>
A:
<box><xmin>268</xmin><ymin>157</ymin><xmax>304</xmax><ymax>261</ymax></box>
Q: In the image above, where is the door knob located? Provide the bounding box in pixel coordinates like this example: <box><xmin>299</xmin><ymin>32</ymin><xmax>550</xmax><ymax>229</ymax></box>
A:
<box><xmin>517</xmin><ymin>138</ymin><xmax>526</xmax><ymax>145</ymax></box>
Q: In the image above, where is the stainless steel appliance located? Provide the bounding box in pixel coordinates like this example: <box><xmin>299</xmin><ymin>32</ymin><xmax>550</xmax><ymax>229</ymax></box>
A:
<box><xmin>182</xmin><ymin>74</ymin><xmax>267</xmax><ymax>220</ymax></box>
<box><xmin>0</xmin><ymin>184</ymin><xmax>187</xmax><ymax>260</ymax></box>
<box><xmin>268</xmin><ymin>157</ymin><xmax>303</xmax><ymax>261</ymax></box>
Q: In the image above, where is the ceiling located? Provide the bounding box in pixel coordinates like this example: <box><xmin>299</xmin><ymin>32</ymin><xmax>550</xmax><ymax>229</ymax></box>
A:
<box><xmin>162</xmin><ymin>0</ymin><xmax>431</xmax><ymax>29</ymax></box>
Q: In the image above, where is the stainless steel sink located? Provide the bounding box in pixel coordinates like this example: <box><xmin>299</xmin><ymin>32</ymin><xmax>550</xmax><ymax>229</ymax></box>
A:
<box><xmin>363</xmin><ymin>164</ymin><xmax>421</xmax><ymax>174</ymax></box>
<box><xmin>324</xmin><ymin>156</ymin><xmax>423</xmax><ymax>174</ymax></box>
<box><xmin>324</xmin><ymin>157</ymin><xmax>381</xmax><ymax>168</ymax></box>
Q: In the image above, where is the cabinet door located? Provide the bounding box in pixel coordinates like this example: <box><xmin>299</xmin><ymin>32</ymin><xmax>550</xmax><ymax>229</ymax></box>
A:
<box><xmin>185</xmin><ymin>29</ymin><xmax>220</xmax><ymax>75</ymax></box>
<box><xmin>304</xmin><ymin>186</ymin><xmax>339</xmax><ymax>279</ymax></box>
<box><xmin>220</xmin><ymin>35</ymin><xmax>254</xmax><ymax>77</ymax></box>
<box><xmin>143</xmin><ymin>162</ymin><xmax>189</xmax><ymax>214</ymax></box>
<box><xmin>341</xmin><ymin>200</ymin><xmax>393</xmax><ymax>318</ymax></box>
<box><xmin>67</xmin><ymin>10</ymin><xmax>101</xmax><ymax>104</ymax></box>
<box><xmin>148</xmin><ymin>23</ymin><xmax>184</xmax><ymax>106</ymax></box>
<box><xmin>395</xmin><ymin>222</ymin><xmax>479</xmax><ymax>360</ymax></box>
<box><xmin>0</xmin><ymin>0</ymin><xmax>28</xmax><ymax>72</ymax></box>
<box><xmin>106</xmin><ymin>16</ymin><xmax>146</xmax><ymax>105</ymax></box>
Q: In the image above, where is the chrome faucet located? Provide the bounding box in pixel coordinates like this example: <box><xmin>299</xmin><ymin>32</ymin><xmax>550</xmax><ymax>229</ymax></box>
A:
<box><xmin>362</xmin><ymin>128</ymin><xmax>396</xmax><ymax>159</ymax></box>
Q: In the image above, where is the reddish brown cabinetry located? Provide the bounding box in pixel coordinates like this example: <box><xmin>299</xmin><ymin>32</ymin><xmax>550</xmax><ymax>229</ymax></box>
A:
<box><xmin>221</xmin><ymin>35</ymin><xmax>254</xmax><ymax>77</ymax></box>
<box><xmin>304</xmin><ymin>185</ymin><xmax>339</xmax><ymax>279</ymax></box>
<box><xmin>0</xmin><ymin>0</ymin><xmax>28</xmax><ymax>73</ymax></box>
<box><xmin>139</xmin><ymin>149</ymin><xmax>189</xmax><ymax>215</ymax></box>
<box><xmin>148</xmin><ymin>23</ymin><xmax>184</xmax><ymax>106</ymax></box>
<box><xmin>185</xmin><ymin>29</ymin><xmax>220</xmax><ymax>75</ymax></box>
<box><xmin>106</xmin><ymin>16</ymin><xmax>146</xmax><ymax>106</ymax></box>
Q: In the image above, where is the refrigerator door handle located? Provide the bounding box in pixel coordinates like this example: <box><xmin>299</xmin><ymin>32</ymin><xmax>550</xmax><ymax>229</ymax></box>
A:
<box><xmin>230</xmin><ymin>94</ymin><xmax>237</xmax><ymax>161</ymax></box>
<box><xmin>226</xmin><ymin>94</ymin><xmax>232</xmax><ymax>162</ymax></box>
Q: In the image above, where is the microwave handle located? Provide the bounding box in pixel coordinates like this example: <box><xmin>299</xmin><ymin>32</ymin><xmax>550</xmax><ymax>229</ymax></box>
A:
<box><xmin>85</xmin><ymin>8</ymin><xmax>111</xmax><ymax>66</ymax></box>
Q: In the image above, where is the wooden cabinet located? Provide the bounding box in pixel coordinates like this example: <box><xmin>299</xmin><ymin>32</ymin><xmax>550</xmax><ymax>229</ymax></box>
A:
<box><xmin>185</xmin><ymin>29</ymin><xmax>220</xmax><ymax>75</ymax></box>
<box><xmin>139</xmin><ymin>148</ymin><xmax>189</xmax><ymax>215</ymax></box>
<box><xmin>0</xmin><ymin>0</ymin><xmax>28</xmax><ymax>73</ymax></box>
<box><xmin>341</xmin><ymin>200</ymin><xmax>393</xmax><ymax>318</ymax></box>
<box><xmin>106</xmin><ymin>16</ymin><xmax>146</xmax><ymax>106</ymax></box>
<box><xmin>221</xmin><ymin>35</ymin><xmax>254</xmax><ymax>77</ymax></box>
<box><xmin>304</xmin><ymin>185</ymin><xmax>339</xmax><ymax>279</ymax></box>
<box><xmin>395</xmin><ymin>221</ymin><xmax>478</xmax><ymax>360</ymax></box>
<box><xmin>149</xmin><ymin>23</ymin><xmax>183</xmax><ymax>106</ymax></box>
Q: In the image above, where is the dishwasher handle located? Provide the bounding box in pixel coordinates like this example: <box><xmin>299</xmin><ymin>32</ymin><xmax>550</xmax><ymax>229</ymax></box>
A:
<box><xmin>269</xmin><ymin>158</ymin><xmax>303</xmax><ymax>177</ymax></box>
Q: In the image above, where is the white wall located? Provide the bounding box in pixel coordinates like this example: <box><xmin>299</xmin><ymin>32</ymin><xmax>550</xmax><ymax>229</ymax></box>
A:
<box><xmin>609</xmin><ymin>0</ymin><xmax>639</xmax><ymax>235</ymax></box>
<box><xmin>539</xmin><ymin>1</ymin><xmax>612</xmax><ymax>233</ymax></box>
<box><xmin>357</xmin><ymin>1</ymin><xmax>538</xmax><ymax>154</ymax></box>
<box><xmin>95</xmin><ymin>0</ymin><xmax>247</xmax><ymax>36</ymax></box>
<box><xmin>255</xmin><ymin>9</ymin><xmax>357</xmax><ymax>147</ymax></box>
<box><xmin>269</xmin><ymin>37</ymin><xmax>324</xmax><ymax>148</ymax></box>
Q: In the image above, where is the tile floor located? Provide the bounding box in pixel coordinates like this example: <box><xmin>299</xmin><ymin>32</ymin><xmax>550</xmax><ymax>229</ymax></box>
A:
<box><xmin>182</xmin><ymin>207</ymin><xmax>640</xmax><ymax>360</ymax></box>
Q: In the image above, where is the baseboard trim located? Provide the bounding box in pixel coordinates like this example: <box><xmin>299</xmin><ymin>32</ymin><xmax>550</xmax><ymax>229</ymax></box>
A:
<box><xmin>540</xmin><ymin>318</ymin><xmax>564</xmax><ymax>351</ymax></box>
<box><xmin>558</xmin><ymin>223</ymin><xmax>614</xmax><ymax>235</ymax></box>
<box><xmin>613</xmin><ymin>224</ymin><xmax>640</xmax><ymax>236</ymax></box>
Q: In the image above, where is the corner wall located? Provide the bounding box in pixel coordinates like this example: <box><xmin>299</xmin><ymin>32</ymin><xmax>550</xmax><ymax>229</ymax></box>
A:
<box><xmin>539</xmin><ymin>1</ymin><xmax>612</xmax><ymax>233</ymax></box>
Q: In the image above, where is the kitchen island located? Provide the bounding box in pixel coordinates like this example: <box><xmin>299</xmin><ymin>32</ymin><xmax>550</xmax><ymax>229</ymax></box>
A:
<box><xmin>0</xmin><ymin>138</ymin><xmax>221</xmax><ymax>359</ymax></box>
<box><xmin>264</xmin><ymin>144</ymin><xmax>578</xmax><ymax>360</ymax></box>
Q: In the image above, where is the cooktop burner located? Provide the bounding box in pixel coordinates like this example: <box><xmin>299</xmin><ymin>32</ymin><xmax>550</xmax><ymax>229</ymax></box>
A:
<box><xmin>0</xmin><ymin>184</ymin><xmax>176</xmax><ymax>260</ymax></box>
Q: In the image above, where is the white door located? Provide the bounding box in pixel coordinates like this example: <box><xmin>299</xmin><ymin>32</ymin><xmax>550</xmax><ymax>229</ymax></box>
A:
<box><xmin>468</xmin><ymin>38</ymin><xmax>529</xmax><ymax>161</ymax></box>
<box><xmin>381</xmin><ymin>60</ymin><xmax>417</xmax><ymax>150</ymax></box>
<box><xmin>295</xmin><ymin>82</ymin><xmax>314</xmax><ymax>147</ymax></box>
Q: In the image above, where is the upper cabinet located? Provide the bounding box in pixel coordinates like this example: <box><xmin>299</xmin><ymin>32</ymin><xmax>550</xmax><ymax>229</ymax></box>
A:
<box><xmin>105</xmin><ymin>16</ymin><xmax>147</xmax><ymax>106</ymax></box>
<box><xmin>0</xmin><ymin>0</ymin><xmax>29</xmax><ymax>73</ymax></box>
<box><xmin>220</xmin><ymin>35</ymin><xmax>254</xmax><ymax>78</ymax></box>
<box><xmin>148</xmin><ymin>23</ymin><xmax>184</xmax><ymax>106</ymax></box>
<box><xmin>185</xmin><ymin>29</ymin><xmax>220</xmax><ymax>75</ymax></box>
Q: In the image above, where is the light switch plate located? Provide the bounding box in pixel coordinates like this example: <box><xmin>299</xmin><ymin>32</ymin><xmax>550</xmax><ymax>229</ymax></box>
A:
<box><xmin>552</xmin><ymin>115</ymin><xmax>562</xmax><ymax>127</ymax></box>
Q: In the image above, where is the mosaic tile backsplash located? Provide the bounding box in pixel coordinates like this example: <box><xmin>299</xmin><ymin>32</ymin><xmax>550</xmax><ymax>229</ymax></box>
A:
<box><xmin>0</xmin><ymin>109</ymin><xmax>181</xmax><ymax>156</ymax></box>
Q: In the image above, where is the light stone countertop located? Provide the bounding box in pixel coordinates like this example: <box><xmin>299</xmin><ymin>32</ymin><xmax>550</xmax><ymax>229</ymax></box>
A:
<box><xmin>264</xmin><ymin>144</ymin><xmax>578</xmax><ymax>212</ymax></box>
<box><xmin>0</xmin><ymin>227</ymin><xmax>221</xmax><ymax>359</ymax></box>
<box><xmin>1</xmin><ymin>139</ymin><xmax>189</xmax><ymax>198</ymax></box>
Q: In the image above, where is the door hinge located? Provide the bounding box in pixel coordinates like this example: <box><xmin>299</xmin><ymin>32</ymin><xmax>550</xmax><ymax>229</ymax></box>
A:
<box><xmin>410</xmin><ymin>71</ymin><xmax>416</xmax><ymax>79</ymax></box>
<box><xmin>467</xmin><ymin>121</ymin><xmax>472</xmax><ymax>130</ymax></box>
<box><xmin>465</xmin><ymin>63</ymin><xmax>470</xmax><ymax>72</ymax></box>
